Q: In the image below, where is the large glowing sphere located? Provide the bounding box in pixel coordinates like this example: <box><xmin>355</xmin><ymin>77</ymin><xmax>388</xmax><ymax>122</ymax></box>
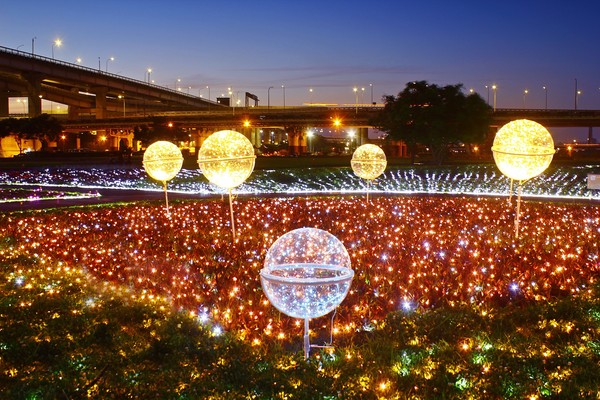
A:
<box><xmin>351</xmin><ymin>144</ymin><xmax>387</xmax><ymax>180</ymax></box>
<box><xmin>260</xmin><ymin>228</ymin><xmax>354</xmax><ymax>319</ymax></box>
<box><xmin>142</xmin><ymin>141</ymin><xmax>183</xmax><ymax>182</ymax></box>
<box><xmin>197</xmin><ymin>130</ymin><xmax>256</xmax><ymax>189</ymax></box>
<box><xmin>491</xmin><ymin>119</ymin><xmax>555</xmax><ymax>181</ymax></box>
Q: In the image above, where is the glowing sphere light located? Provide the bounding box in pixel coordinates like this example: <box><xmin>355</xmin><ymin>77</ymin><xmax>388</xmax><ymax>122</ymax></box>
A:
<box><xmin>351</xmin><ymin>144</ymin><xmax>387</xmax><ymax>180</ymax></box>
<box><xmin>491</xmin><ymin>119</ymin><xmax>555</xmax><ymax>181</ymax></box>
<box><xmin>197</xmin><ymin>130</ymin><xmax>255</xmax><ymax>190</ymax></box>
<box><xmin>260</xmin><ymin>228</ymin><xmax>354</xmax><ymax>358</ymax></box>
<box><xmin>198</xmin><ymin>130</ymin><xmax>256</xmax><ymax>240</ymax></box>
<box><xmin>491</xmin><ymin>119</ymin><xmax>555</xmax><ymax>237</ymax></box>
<box><xmin>143</xmin><ymin>141</ymin><xmax>183</xmax><ymax>214</ymax></box>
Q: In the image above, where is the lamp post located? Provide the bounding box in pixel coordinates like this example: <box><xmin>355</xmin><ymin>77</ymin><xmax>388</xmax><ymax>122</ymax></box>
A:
<box><xmin>369</xmin><ymin>83</ymin><xmax>373</xmax><ymax>104</ymax></box>
<box><xmin>268</xmin><ymin>86</ymin><xmax>274</xmax><ymax>109</ymax></box>
<box><xmin>543</xmin><ymin>86</ymin><xmax>548</xmax><ymax>110</ymax></box>
<box><xmin>118</xmin><ymin>95</ymin><xmax>125</xmax><ymax>117</ymax></box>
<box><xmin>574</xmin><ymin>79</ymin><xmax>579</xmax><ymax>110</ymax></box>
<box><xmin>51</xmin><ymin>38</ymin><xmax>62</xmax><ymax>59</ymax></box>
<box><xmin>282</xmin><ymin>85</ymin><xmax>286</xmax><ymax>108</ymax></box>
<box><xmin>98</xmin><ymin>57</ymin><xmax>101</xmax><ymax>71</ymax></box>
<box><xmin>492</xmin><ymin>84</ymin><xmax>497</xmax><ymax>111</ymax></box>
<box><xmin>105</xmin><ymin>56</ymin><xmax>114</xmax><ymax>72</ymax></box>
<box><xmin>31</xmin><ymin>37</ymin><xmax>36</xmax><ymax>55</ymax></box>
<box><xmin>206</xmin><ymin>86</ymin><xmax>210</xmax><ymax>101</ymax></box>
<box><xmin>309</xmin><ymin>88</ymin><xmax>313</xmax><ymax>104</ymax></box>
<box><xmin>147</xmin><ymin>68</ymin><xmax>152</xmax><ymax>83</ymax></box>
<box><xmin>307</xmin><ymin>129</ymin><xmax>313</xmax><ymax>153</ymax></box>
<box><xmin>523</xmin><ymin>89</ymin><xmax>528</xmax><ymax>108</ymax></box>
<box><xmin>353</xmin><ymin>87</ymin><xmax>359</xmax><ymax>114</ymax></box>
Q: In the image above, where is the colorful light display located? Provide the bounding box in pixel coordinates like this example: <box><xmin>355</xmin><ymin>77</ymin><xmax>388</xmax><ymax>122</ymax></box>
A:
<box><xmin>260</xmin><ymin>228</ymin><xmax>354</xmax><ymax>358</ymax></box>
<box><xmin>142</xmin><ymin>141</ymin><xmax>183</xmax><ymax>214</ymax></box>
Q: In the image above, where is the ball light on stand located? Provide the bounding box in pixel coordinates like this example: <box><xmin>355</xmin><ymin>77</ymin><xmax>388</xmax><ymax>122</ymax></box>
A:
<box><xmin>260</xmin><ymin>228</ymin><xmax>354</xmax><ymax>359</ymax></box>
<box><xmin>351</xmin><ymin>144</ymin><xmax>387</xmax><ymax>202</ymax></box>
<box><xmin>197</xmin><ymin>130</ymin><xmax>256</xmax><ymax>240</ymax></box>
<box><xmin>143</xmin><ymin>141</ymin><xmax>183</xmax><ymax>216</ymax></box>
<box><xmin>491</xmin><ymin>119</ymin><xmax>555</xmax><ymax>237</ymax></box>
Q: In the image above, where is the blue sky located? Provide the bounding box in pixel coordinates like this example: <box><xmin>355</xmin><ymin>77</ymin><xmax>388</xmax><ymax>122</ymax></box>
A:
<box><xmin>2</xmin><ymin>1</ymin><xmax>600</xmax><ymax>141</ymax></box>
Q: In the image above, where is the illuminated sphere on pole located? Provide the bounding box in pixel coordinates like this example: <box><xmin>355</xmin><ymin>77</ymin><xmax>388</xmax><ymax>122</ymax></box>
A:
<box><xmin>260</xmin><ymin>228</ymin><xmax>354</xmax><ymax>320</ymax></box>
<box><xmin>351</xmin><ymin>144</ymin><xmax>387</xmax><ymax>180</ymax></box>
<box><xmin>197</xmin><ymin>130</ymin><xmax>256</xmax><ymax>189</ymax></box>
<box><xmin>142</xmin><ymin>141</ymin><xmax>183</xmax><ymax>182</ymax></box>
<box><xmin>491</xmin><ymin>119</ymin><xmax>555</xmax><ymax>181</ymax></box>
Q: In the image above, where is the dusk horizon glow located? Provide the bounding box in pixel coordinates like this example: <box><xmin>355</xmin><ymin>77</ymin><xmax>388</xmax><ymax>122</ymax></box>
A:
<box><xmin>3</xmin><ymin>1</ymin><xmax>600</xmax><ymax>141</ymax></box>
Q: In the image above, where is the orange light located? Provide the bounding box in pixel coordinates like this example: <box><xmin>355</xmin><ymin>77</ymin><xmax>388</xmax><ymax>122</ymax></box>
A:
<box><xmin>243</xmin><ymin>120</ymin><xmax>251</xmax><ymax>127</ymax></box>
<box><xmin>168</xmin><ymin>122</ymin><xmax>174</xmax><ymax>128</ymax></box>
<box><xmin>333</xmin><ymin>118</ymin><xmax>342</xmax><ymax>127</ymax></box>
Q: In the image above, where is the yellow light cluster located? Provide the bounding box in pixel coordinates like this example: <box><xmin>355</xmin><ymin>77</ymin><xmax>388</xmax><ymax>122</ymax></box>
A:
<box><xmin>142</xmin><ymin>141</ymin><xmax>183</xmax><ymax>182</ymax></box>
<box><xmin>197</xmin><ymin>130</ymin><xmax>256</xmax><ymax>189</ymax></box>
<box><xmin>491</xmin><ymin>119</ymin><xmax>555</xmax><ymax>181</ymax></box>
<box><xmin>351</xmin><ymin>144</ymin><xmax>387</xmax><ymax>181</ymax></box>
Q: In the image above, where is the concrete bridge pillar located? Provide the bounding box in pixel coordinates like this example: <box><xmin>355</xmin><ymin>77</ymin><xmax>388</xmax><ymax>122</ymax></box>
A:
<box><xmin>91</xmin><ymin>87</ymin><xmax>107</xmax><ymax>119</ymax></box>
<box><xmin>0</xmin><ymin>91</ymin><xmax>8</xmax><ymax>117</ymax></box>
<box><xmin>359</xmin><ymin>127</ymin><xmax>369</xmax><ymax>146</ymax></box>
<box><xmin>22</xmin><ymin>73</ymin><xmax>43</xmax><ymax>117</ymax></box>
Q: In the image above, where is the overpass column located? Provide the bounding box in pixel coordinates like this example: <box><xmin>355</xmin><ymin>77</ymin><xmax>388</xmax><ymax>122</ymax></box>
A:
<box><xmin>0</xmin><ymin>91</ymin><xmax>8</xmax><ymax>117</ymax></box>
<box><xmin>91</xmin><ymin>87</ymin><xmax>107</xmax><ymax>119</ymax></box>
<box><xmin>22</xmin><ymin>72</ymin><xmax>43</xmax><ymax>117</ymax></box>
<box><xmin>250</xmin><ymin>127</ymin><xmax>261</xmax><ymax>148</ymax></box>
<box><xmin>359</xmin><ymin>127</ymin><xmax>368</xmax><ymax>146</ymax></box>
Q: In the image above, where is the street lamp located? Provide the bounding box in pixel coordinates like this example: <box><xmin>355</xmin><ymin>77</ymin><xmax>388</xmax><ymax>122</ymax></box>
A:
<box><xmin>282</xmin><ymin>85</ymin><xmax>286</xmax><ymax>108</ymax></box>
<box><xmin>307</xmin><ymin>129</ymin><xmax>314</xmax><ymax>153</ymax></box>
<box><xmin>105</xmin><ymin>56</ymin><xmax>114</xmax><ymax>72</ymax></box>
<box><xmin>176</xmin><ymin>78</ymin><xmax>181</xmax><ymax>91</ymax></box>
<box><xmin>268</xmin><ymin>86</ymin><xmax>274</xmax><ymax>109</ymax></box>
<box><xmin>118</xmin><ymin>95</ymin><xmax>125</xmax><ymax>117</ymax></box>
<box><xmin>147</xmin><ymin>68</ymin><xmax>152</xmax><ymax>83</ymax></box>
<box><xmin>492</xmin><ymin>84</ymin><xmax>497</xmax><ymax>111</ymax></box>
<box><xmin>485</xmin><ymin>85</ymin><xmax>489</xmax><ymax>104</ymax></box>
<box><xmin>51</xmin><ymin>38</ymin><xmax>62</xmax><ymax>59</ymax></box>
<box><xmin>575</xmin><ymin>90</ymin><xmax>582</xmax><ymax>110</ymax></box>
<box><xmin>523</xmin><ymin>89</ymin><xmax>528</xmax><ymax>108</ymax></box>
<box><xmin>543</xmin><ymin>86</ymin><xmax>548</xmax><ymax>110</ymax></box>
<box><xmin>369</xmin><ymin>83</ymin><xmax>373</xmax><ymax>104</ymax></box>
<box><xmin>76</xmin><ymin>57</ymin><xmax>82</xmax><ymax>64</ymax></box>
<box><xmin>309</xmin><ymin>88</ymin><xmax>313</xmax><ymax>104</ymax></box>
<box><xmin>31</xmin><ymin>37</ymin><xmax>36</xmax><ymax>55</ymax></box>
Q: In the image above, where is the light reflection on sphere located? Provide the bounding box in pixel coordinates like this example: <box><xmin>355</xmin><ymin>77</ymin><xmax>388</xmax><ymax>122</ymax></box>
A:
<box><xmin>197</xmin><ymin>130</ymin><xmax>256</xmax><ymax>189</ymax></box>
<box><xmin>260</xmin><ymin>228</ymin><xmax>354</xmax><ymax>319</ymax></box>
<box><xmin>351</xmin><ymin>144</ymin><xmax>387</xmax><ymax>180</ymax></box>
<box><xmin>142</xmin><ymin>141</ymin><xmax>183</xmax><ymax>182</ymax></box>
<box><xmin>491</xmin><ymin>119</ymin><xmax>555</xmax><ymax>181</ymax></box>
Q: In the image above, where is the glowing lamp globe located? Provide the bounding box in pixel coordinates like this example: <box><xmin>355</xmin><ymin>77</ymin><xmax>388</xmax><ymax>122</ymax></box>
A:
<box><xmin>197</xmin><ymin>130</ymin><xmax>256</xmax><ymax>189</ymax></box>
<box><xmin>260</xmin><ymin>228</ymin><xmax>354</xmax><ymax>320</ymax></box>
<box><xmin>351</xmin><ymin>144</ymin><xmax>387</xmax><ymax>180</ymax></box>
<box><xmin>143</xmin><ymin>141</ymin><xmax>183</xmax><ymax>182</ymax></box>
<box><xmin>491</xmin><ymin>119</ymin><xmax>555</xmax><ymax>181</ymax></box>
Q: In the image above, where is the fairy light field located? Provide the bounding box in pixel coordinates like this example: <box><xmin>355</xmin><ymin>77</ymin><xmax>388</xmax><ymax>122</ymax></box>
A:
<box><xmin>1</xmin><ymin>165</ymin><xmax>599</xmax><ymax>398</ymax></box>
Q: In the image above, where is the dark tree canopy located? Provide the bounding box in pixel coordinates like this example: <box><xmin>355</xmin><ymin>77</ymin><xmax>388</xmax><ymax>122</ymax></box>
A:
<box><xmin>0</xmin><ymin>114</ymin><xmax>63</xmax><ymax>152</ymax></box>
<box><xmin>134</xmin><ymin>117</ymin><xmax>189</xmax><ymax>148</ymax></box>
<box><xmin>373</xmin><ymin>81</ymin><xmax>491</xmax><ymax>164</ymax></box>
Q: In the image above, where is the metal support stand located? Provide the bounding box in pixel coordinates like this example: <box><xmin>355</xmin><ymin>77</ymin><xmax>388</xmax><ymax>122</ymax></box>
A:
<box><xmin>162</xmin><ymin>181</ymin><xmax>170</xmax><ymax>216</ymax></box>
<box><xmin>228</xmin><ymin>188</ymin><xmax>236</xmax><ymax>240</ymax></box>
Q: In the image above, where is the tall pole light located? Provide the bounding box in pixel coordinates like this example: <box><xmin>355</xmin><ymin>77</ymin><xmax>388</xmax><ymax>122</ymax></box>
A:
<box><xmin>206</xmin><ymin>85</ymin><xmax>210</xmax><ymax>101</ymax></box>
<box><xmin>492</xmin><ymin>84</ymin><xmax>497</xmax><ymax>111</ymax></box>
<box><xmin>485</xmin><ymin>85</ymin><xmax>490</xmax><ymax>105</ymax></box>
<box><xmin>543</xmin><ymin>86</ymin><xmax>548</xmax><ymax>110</ymax></box>
<box><xmin>268</xmin><ymin>86</ymin><xmax>273</xmax><ymax>109</ymax></box>
<box><xmin>118</xmin><ymin>95</ymin><xmax>125</xmax><ymax>117</ymax></box>
<box><xmin>369</xmin><ymin>83</ymin><xmax>373</xmax><ymax>104</ymax></box>
<box><xmin>32</xmin><ymin>37</ymin><xmax>36</xmax><ymax>55</ymax></box>
<box><xmin>51</xmin><ymin>38</ymin><xmax>62</xmax><ymax>59</ymax></box>
<box><xmin>574</xmin><ymin>79</ymin><xmax>578</xmax><ymax>110</ymax></box>
<box><xmin>353</xmin><ymin>87</ymin><xmax>358</xmax><ymax>114</ymax></box>
<box><xmin>147</xmin><ymin>68</ymin><xmax>152</xmax><ymax>83</ymax></box>
<box><xmin>98</xmin><ymin>57</ymin><xmax>101</xmax><ymax>71</ymax></box>
<box><xmin>523</xmin><ymin>89</ymin><xmax>528</xmax><ymax>108</ymax></box>
<box><xmin>105</xmin><ymin>56</ymin><xmax>114</xmax><ymax>72</ymax></box>
<box><xmin>282</xmin><ymin>85</ymin><xmax>285</xmax><ymax>108</ymax></box>
<box><xmin>309</xmin><ymin>87</ymin><xmax>313</xmax><ymax>104</ymax></box>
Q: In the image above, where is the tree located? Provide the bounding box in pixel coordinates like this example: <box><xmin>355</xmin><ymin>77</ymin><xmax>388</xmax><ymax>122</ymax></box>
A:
<box><xmin>22</xmin><ymin>114</ymin><xmax>63</xmax><ymax>151</ymax></box>
<box><xmin>133</xmin><ymin>117</ymin><xmax>189</xmax><ymax>148</ymax></box>
<box><xmin>373</xmin><ymin>81</ymin><xmax>491</xmax><ymax>164</ymax></box>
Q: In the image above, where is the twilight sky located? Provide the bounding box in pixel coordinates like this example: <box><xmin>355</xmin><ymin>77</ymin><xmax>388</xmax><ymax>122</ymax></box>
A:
<box><xmin>2</xmin><ymin>1</ymin><xmax>600</xmax><ymax>140</ymax></box>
